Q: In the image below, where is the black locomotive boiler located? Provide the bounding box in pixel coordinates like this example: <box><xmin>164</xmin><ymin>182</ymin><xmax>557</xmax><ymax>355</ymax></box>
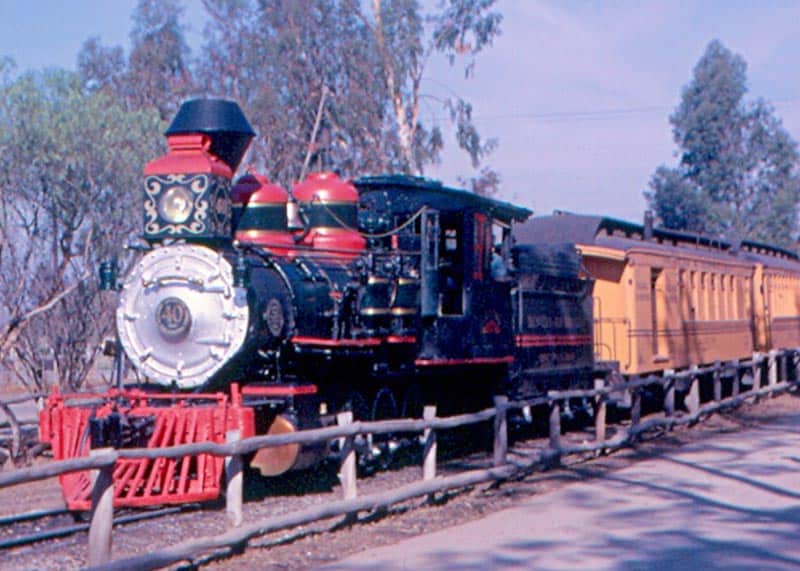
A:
<box><xmin>40</xmin><ymin>99</ymin><xmax>596</xmax><ymax>509</ymax></box>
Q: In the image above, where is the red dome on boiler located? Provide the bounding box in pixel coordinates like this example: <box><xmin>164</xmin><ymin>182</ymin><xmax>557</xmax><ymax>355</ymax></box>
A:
<box><xmin>292</xmin><ymin>171</ymin><xmax>358</xmax><ymax>203</ymax></box>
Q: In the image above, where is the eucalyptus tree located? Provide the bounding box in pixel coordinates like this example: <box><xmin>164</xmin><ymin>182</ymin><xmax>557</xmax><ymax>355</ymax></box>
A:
<box><xmin>199</xmin><ymin>0</ymin><xmax>502</xmax><ymax>193</ymax></box>
<box><xmin>78</xmin><ymin>0</ymin><xmax>193</xmax><ymax>119</ymax></box>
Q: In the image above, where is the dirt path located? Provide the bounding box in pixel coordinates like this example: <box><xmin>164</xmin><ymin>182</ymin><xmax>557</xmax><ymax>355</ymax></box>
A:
<box><xmin>201</xmin><ymin>391</ymin><xmax>800</xmax><ymax>571</ymax></box>
<box><xmin>325</xmin><ymin>409</ymin><xmax>800</xmax><ymax>570</ymax></box>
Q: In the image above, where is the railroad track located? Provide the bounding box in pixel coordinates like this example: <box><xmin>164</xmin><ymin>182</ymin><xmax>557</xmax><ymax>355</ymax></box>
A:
<box><xmin>0</xmin><ymin>504</ymin><xmax>201</xmax><ymax>551</ymax></box>
<box><xmin>0</xmin><ymin>423</ymin><xmax>516</xmax><ymax>557</ymax></box>
<box><xmin>0</xmin><ymin>394</ymin><xmax>629</xmax><ymax>553</ymax></box>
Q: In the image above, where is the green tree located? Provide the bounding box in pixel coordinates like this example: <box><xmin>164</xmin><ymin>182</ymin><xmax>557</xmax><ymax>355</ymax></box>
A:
<box><xmin>201</xmin><ymin>0</ymin><xmax>388</xmax><ymax>180</ymax></box>
<box><xmin>127</xmin><ymin>0</ymin><xmax>193</xmax><ymax>118</ymax></box>
<box><xmin>645</xmin><ymin>40</ymin><xmax>800</xmax><ymax>247</ymax></box>
<box><xmin>644</xmin><ymin>166</ymin><xmax>708</xmax><ymax>233</ymax></box>
<box><xmin>0</xmin><ymin>69</ymin><xmax>162</xmax><ymax>390</ymax></box>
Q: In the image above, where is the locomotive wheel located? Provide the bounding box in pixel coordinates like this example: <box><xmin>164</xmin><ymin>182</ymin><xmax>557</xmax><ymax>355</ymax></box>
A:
<box><xmin>250</xmin><ymin>415</ymin><xmax>301</xmax><ymax>477</ymax></box>
<box><xmin>400</xmin><ymin>384</ymin><xmax>424</xmax><ymax>418</ymax></box>
<box><xmin>366</xmin><ymin>387</ymin><xmax>398</xmax><ymax>471</ymax></box>
<box><xmin>342</xmin><ymin>390</ymin><xmax>370</xmax><ymax>420</ymax></box>
<box><xmin>371</xmin><ymin>387</ymin><xmax>398</xmax><ymax>421</ymax></box>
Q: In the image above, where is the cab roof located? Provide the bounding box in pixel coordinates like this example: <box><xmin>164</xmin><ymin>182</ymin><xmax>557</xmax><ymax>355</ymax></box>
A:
<box><xmin>355</xmin><ymin>174</ymin><xmax>532</xmax><ymax>224</ymax></box>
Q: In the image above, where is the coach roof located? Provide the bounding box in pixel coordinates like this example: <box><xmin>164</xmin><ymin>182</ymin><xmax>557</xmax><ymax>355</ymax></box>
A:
<box><xmin>515</xmin><ymin>211</ymin><xmax>799</xmax><ymax>262</ymax></box>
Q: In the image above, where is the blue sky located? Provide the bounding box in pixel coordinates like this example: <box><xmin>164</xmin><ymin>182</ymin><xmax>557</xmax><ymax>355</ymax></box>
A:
<box><xmin>2</xmin><ymin>0</ymin><xmax>800</xmax><ymax>223</ymax></box>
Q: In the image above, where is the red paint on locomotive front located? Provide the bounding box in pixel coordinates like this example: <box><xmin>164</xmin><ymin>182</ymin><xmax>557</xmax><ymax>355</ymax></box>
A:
<box><xmin>144</xmin><ymin>134</ymin><xmax>233</xmax><ymax>178</ymax></box>
<box><xmin>39</xmin><ymin>386</ymin><xmax>254</xmax><ymax>510</ymax></box>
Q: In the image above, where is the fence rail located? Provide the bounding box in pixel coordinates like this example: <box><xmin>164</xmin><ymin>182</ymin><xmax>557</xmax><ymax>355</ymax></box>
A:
<box><xmin>0</xmin><ymin>350</ymin><xmax>796</xmax><ymax>570</ymax></box>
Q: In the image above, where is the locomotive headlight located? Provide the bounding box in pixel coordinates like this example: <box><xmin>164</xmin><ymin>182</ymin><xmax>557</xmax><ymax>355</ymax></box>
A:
<box><xmin>158</xmin><ymin>186</ymin><xmax>194</xmax><ymax>223</ymax></box>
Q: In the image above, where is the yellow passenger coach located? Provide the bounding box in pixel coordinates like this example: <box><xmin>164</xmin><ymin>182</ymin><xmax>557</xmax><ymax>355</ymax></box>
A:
<box><xmin>515</xmin><ymin>211</ymin><xmax>800</xmax><ymax>378</ymax></box>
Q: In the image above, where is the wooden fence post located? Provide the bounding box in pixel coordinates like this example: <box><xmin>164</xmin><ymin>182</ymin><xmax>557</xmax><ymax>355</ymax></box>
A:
<box><xmin>752</xmin><ymin>353</ymin><xmax>761</xmax><ymax>392</ymax></box>
<box><xmin>780</xmin><ymin>351</ymin><xmax>788</xmax><ymax>384</ymax></box>
<box><xmin>88</xmin><ymin>448</ymin><xmax>114</xmax><ymax>567</ymax></box>
<box><xmin>0</xmin><ymin>402</ymin><xmax>20</xmax><ymax>460</ymax></box>
<box><xmin>732</xmin><ymin>360</ymin><xmax>741</xmax><ymax>397</ymax></box>
<box><xmin>593</xmin><ymin>379</ymin><xmax>606</xmax><ymax>445</ymax></box>
<box><xmin>422</xmin><ymin>406</ymin><xmax>437</xmax><ymax>480</ymax></box>
<box><xmin>685</xmin><ymin>367</ymin><xmax>700</xmax><ymax>415</ymax></box>
<box><xmin>337</xmin><ymin>412</ymin><xmax>357</xmax><ymax>501</ymax></box>
<box><xmin>493</xmin><ymin>396</ymin><xmax>508</xmax><ymax>467</ymax></box>
<box><xmin>713</xmin><ymin>361</ymin><xmax>722</xmax><ymax>403</ymax></box>
<box><xmin>225</xmin><ymin>430</ymin><xmax>243</xmax><ymax>528</ymax></box>
<box><xmin>631</xmin><ymin>387</ymin><xmax>642</xmax><ymax>428</ymax></box>
<box><xmin>663</xmin><ymin>370</ymin><xmax>675</xmax><ymax>418</ymax></box>
<box><xmin>768</xmin><ymin>349</ymin><xmax>778</xmax><ymax>388</ymax></box>
<box><xmin>548</xmin><ymin>397</ymin><xmax>561</xmax><ymax>451</ymax></box>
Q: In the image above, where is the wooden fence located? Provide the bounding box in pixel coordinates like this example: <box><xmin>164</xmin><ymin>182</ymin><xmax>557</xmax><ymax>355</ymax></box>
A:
<box><xmin>0</xmin><ymin>392</ymin><xmax>44</xmax><ymax>464</ymax></box>
<box><xmin>0</xmin><ymin>349</ymin><xmax>797</xmax><ymax>570</ymax></box>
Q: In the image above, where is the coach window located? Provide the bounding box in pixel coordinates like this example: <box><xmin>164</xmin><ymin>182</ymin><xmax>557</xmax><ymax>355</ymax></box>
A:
<box><xmin>679</xmin><ymin>270</ymin><xmax>689</xmax><ymax>321</ymax></box>
<box><xmin>727</xmin><ymin>275</ymin><xmax>735</xmax><ymax>320</ymax></box>
<box><xmin>699</xmin><ymin>272</ymin><xmax>707</xmax><ymax>320</ymax></box>
<box><xmin>728</xmin><ymin>275</ymin><xmax>735</xmax><ymax>319</ymax></box>
<box><xmin>712</xmin><ymin>275</ymin><xmax>719</xmax><ymax>318</ymax></box>
<box><xmin>701</xmin><ymin>272</ymin><xmax>709</xmax><ymax>320</ymax></box>
<box><xmin>713</xmin><ymin>274</ymin><xmax>720</xmax><ymax>320</ymax></box>
<box><xmin>741</xmin><ymin>276</ymin><xmax>748</xmax><ymax>320</ymax></box>
<box><xmin>650</xmin><ymin>268</ymin><xmax>667</xmax><ymax>356</ymax></box>
<box><xmin>708</xmin><ymin>274</ymin><xmax>719</xmax><ymax>321</ymax></box>
<box><xmin>719</xmin><ymin>275</ymin><xmax>726</xmax><ymax>320</ymax></box>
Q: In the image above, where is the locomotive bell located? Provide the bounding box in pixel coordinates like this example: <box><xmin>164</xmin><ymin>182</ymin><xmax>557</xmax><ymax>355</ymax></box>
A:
<box><xmin>143</xmin><ymin>99</ymin><xmax>255</xmax><ymax>243</ymax></box>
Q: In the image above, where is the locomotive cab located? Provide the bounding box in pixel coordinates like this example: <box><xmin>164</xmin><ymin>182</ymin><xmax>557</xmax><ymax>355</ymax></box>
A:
<box><xmin>355</xmin><ymin>175</ymin><xmax>531</xmax><ymax>369</ymax></box>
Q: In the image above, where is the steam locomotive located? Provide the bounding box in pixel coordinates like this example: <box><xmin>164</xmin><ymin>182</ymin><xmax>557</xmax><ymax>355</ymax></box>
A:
<box><xmin>40</xmin><ymin>98</ymin><xmax>800</xmax><ymax>510</ymax></box>
<box><xmin>40</xmin><ymin>99</ymin><xmax>595</xmax><ymax>509</ymax></box>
